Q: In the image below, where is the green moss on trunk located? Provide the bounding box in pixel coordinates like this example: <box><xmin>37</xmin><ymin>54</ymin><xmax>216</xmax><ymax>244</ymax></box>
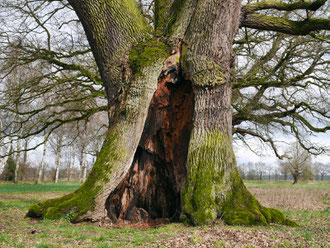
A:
<box><xmin>181</xmin><ymin>131</ymin><xmax>231</xmax><ymax>225</ymax></box>
<box><xmin>181</xmin><ymin>130</ymin><xmax>297</xmax><ymax>226</ymax></box>
<box><xmin>154</xmin><ymin>0</ymin><xmax>171</xmax><ymax>34</ymax></box>
<box><xmin>128</xmin><ymin>36</ymin><xmax>169</xmax><ymax>76</ymax></box>
<box><xmin>221</xmin><ymin>170</ymin><xmax>297</xmax><ymax>226</ymax></box>
<box><xmin>166</xmin><ymin>0</ymin><xmax>187</xmax><ymax>35</ymax></box>
<box><xmin>26</xmin><ymin>54</ymin><xmax>164</xmax><ymax>223</ymax></box>
<box><xmin>26</xmin><ymin>129</ymin><xmax>126</xmax><ymax>222</ymax></box>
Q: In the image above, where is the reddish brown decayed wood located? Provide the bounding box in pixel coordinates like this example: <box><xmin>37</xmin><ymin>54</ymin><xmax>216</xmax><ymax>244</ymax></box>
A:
<box><xmin>105</xmin><ymin>70</ymin><xmax>194</xmax><ymax>223</ymax></box>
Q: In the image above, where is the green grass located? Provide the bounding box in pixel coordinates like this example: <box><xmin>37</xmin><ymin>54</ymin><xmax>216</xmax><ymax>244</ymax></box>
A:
<box><xmin>0</xmin><ymin>198</ymin><xmax>40</xmax><ymax>210</ymax></box>
<box><xmin>0</xmin><ymin>182</ymin><xmax>81</xmax><ymax>193</ymax></box>
<box><xmin>0</xmin><ymin>180</ymin><xmax>329</xmax><ymax>247</ymax></box>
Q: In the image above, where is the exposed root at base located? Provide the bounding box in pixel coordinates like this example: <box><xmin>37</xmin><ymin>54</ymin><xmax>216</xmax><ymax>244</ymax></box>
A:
<box><xmin>221</xmin><ymin>175</ymin><xmax>298</xmax><ymax>226</ymax></box>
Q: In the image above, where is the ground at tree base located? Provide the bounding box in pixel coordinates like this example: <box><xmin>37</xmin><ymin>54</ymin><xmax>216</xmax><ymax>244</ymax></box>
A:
<box><xmin>1</xmin><ymin>180</ymin><xmax>329</xmax><ymax>247</ymax></box>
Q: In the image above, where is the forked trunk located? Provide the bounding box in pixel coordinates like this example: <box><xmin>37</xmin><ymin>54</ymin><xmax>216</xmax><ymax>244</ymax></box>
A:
<box><xmin>27</xmin><ymin>0</ymin><xmax>295</xmax><ymax>226</ymax></box>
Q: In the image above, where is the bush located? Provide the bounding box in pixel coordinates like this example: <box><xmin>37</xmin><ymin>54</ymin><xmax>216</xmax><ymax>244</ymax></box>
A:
<box><xmin>0</xmin><ymin>157</ymin><xmax>16</xmax><ymax>181</ymax></box>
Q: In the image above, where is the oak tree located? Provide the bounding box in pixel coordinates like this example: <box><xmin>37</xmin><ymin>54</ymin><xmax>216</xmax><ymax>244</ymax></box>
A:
<box><xmin>14</xmin><ymin>0</ymin><xmax>330</xmax><ymax>225</ymax></box>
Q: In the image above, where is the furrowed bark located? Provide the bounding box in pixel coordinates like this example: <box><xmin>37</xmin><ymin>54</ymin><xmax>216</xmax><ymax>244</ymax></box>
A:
<box><xmin>27</xmin><ymin>0</ymin><xmax>299</xmax><ymax>226</ymax></box>
<box><xmin>154</xmin><ymin>0</ymin><xmax>174</xmax><ymax>34</ymax></box>
<box><xmin>179</xmin><ymin>0</ymin><xmax>294</xmax><ymax>225</ymax></box>
<box><xmin>67</xmin><ymin>0</ymin><xmax>149</xmax><ymax>108</ymax></box>
<box><xmin>27</xmin><ymin>61</ymin><xmax>164</xmax><ymax>222</ymax></box>
<box><xmin>26</xmin><ymin>0</ymin><xmax>167</xmax><ymax>222</ymax></box>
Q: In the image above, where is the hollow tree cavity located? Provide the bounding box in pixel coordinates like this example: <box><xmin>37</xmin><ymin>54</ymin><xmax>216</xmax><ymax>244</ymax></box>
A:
<box><xmin>26</xmin><ymin>0</ymin><xmax>305</xmax><ymax>226</ymax></box>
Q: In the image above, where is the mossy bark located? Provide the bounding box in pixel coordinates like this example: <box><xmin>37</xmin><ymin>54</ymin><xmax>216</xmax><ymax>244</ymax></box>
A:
<box><xmin>180</xmin><ymin>87</ymin><xmax>295</xmax><ymax>226</ymax></box>
<box><xmin>27</xmin><ymin>0</ymin><xmax>296</xmax><ymax>227</ymax></box>
<box><xmin>26</xmin><ymin>62</ymin><xmax>164</xmax><ymax>222</ymax></box>
<box><xmin>178</xmin><ymin>0</ymin><xmax>295</xmax><ymax>226</ymax></box>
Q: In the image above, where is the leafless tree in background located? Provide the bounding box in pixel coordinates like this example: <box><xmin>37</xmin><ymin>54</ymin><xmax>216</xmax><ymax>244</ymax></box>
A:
<box><xmin>280</xmin><ymin>142</ymin><xmax>314</xmax><ymax>184</ymax></box>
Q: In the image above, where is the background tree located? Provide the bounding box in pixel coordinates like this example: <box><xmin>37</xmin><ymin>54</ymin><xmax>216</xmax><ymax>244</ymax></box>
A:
<box><xmin>37</xmin><ymin>136</ymin><xmax>48</xmax><ymax>184</ymax></box>
<box><xmin>48</xmin><ymin>124</ymin><xmax>74</xmax><ymax>183</ymax></box>
<box><xmin>0</xmin><ymin>156</ymin><xmax>16</xmax><ymax>181</ymax></box>
<box><xmin>315</xmin><ymin>162</ymin><xmax>330</xmax><ymax>181</ymax></box>
<box><xmin>0</xmin><ymin>118</ymin><xmax>11</xmax><ymax>176</ymax></box>
<box><xmin>0</xmin><ymin>0</ymin><xmax>326</xmax><ymax>226</ymax></box>
<box><xmin>0</xmin><ymin>0</ymin><xmax>107</xmax><ymax>161</ymax></box>
<box><xmin>279</xmin><ymin>142</ymin><xmax>314</xmax><ymax>184</ymax></box>
<box><xmin>280</xmin><ymin>162</ymin><xmax>290</xmax><ymax>181</ymax></box>
<box><xmin>64</xmin><ymin>144</ymin><xmax>74</xmax><ymax>182</ymax></box>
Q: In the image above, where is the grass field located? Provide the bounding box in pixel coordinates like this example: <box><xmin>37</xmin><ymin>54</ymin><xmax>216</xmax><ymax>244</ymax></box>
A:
<box><xmin>0</xmin><ymin>182</ymin><xmax>81</xmax><ymax>193</ymax></box>
<box><xmin>0</xmin><ymin>180</ymin><xmax>329</xmax><ymax>247</ymax></box>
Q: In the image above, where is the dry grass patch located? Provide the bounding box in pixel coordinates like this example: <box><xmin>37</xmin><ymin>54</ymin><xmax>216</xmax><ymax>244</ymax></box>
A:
<box><xmin>151</xmin><ymin>227</ymin><xmax>313</xmax><ymax>248</ymax></box>
<box><xmin>249</xmin><ymin>188</ymin><xmax>329</xmax><ymax>211</ymax></box>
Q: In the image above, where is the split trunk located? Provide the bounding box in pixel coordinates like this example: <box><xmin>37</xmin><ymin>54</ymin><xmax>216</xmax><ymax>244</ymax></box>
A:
<box><xmin>27</xmin><ymin>0</ymin><xmax>294</xmax><ymax>226</ymax></box>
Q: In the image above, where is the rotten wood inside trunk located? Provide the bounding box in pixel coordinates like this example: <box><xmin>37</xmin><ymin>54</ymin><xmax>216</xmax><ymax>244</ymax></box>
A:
<box><xmin>106</xmin><ymin>75</ymin><xmax>194</xmax><ymax>223</ymax></box>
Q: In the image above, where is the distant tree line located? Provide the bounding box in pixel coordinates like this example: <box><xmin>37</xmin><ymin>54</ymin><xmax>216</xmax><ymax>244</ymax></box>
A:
<box><xmin>238</xmin><ymin>161</ymin><xmax>329</xmax><ymax>183</ymax></box>
<box><xmin>0</xmin><ymin>157</ymin><xmax>88</xmax><ymax>182</ymax></box>
<box><xmin>0</xmin><ymin>114</ymin><xmax>107</xmax><ymax>183</ymax></box>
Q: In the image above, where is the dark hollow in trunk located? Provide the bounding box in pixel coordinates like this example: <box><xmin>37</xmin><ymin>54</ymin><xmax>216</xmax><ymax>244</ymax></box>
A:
<box><xmin>106</xmin><ymin>77</ymin><xmax>194</xmax><ymax>223</ymax></box>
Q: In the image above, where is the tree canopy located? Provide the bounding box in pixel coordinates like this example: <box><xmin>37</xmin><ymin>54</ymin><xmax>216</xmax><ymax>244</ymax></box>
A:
<box><xmin>0</xmin><ymin>0</ymin><xmax>328</xmax><ymax>160</ymax></box>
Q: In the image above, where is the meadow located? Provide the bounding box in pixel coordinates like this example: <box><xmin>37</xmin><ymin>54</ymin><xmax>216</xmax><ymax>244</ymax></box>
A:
<box><xmin>0</xmin><ymin>180</ymin><xmax>328</xmax><ymax>247</ymax></box>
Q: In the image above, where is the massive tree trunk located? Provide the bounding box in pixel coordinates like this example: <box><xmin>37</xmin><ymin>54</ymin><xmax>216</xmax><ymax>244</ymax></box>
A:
<box><xmin>27</xmin><ymin>0</ymin><xmax>295</xmax><ymax>226</ymax></box>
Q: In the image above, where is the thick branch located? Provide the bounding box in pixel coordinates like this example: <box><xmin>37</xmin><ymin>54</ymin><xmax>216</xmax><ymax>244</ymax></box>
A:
<box><xmin>241</xmin><ymin>14</ymin><xmax>330</xmax><ymax>35</ymax></box>
<box><xmin>244</xmin><ymin>0</ymin><xmax>327</xmax><ymax>13</ymax></box>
